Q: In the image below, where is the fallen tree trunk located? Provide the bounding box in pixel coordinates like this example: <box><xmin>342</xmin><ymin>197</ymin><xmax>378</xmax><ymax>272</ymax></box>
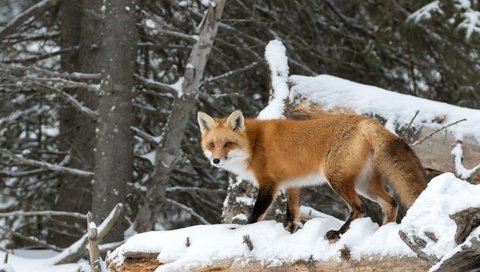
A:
<box><xmin>108</xmin><ymin>255</ymin><xmax>431</xmax><ymax>272</ymax></box>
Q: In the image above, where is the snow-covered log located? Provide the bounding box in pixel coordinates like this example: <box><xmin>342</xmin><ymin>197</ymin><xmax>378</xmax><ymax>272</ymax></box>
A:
<box><xmin>107</xmin><ymin>256</ymin><xmax>429</xmax><ymax>272</ymax></box>
<box><xmin>107</xmin><ymin>211</ymin><xmax>430</xmax><ymax>272</ymax></box>
<box><xmin>104</xmin><ymin>174</ymin><xmax>479</xmax><ymax>272</ymax></box>
<box><xmin>399</xmin><ymin>173</ymin><xmax>480</xmax><ymax>271</ymax></box>
<box><xmin>286</xmin><ymin>75</ymin><xmax>480</xmax><ymax>183</ymax></box>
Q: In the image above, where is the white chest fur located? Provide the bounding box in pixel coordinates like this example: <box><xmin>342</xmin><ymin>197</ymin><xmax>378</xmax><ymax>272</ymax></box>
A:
<box><xmin>220</xmin><ymin>150</ymin><xmax>257</xmax><ymax>183</ymax></box>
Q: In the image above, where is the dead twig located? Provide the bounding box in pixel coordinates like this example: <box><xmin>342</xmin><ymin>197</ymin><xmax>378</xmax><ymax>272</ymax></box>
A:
<box><xmin>412</xmin><ymin>118</ymin><xmax>467</xmax><ymax>146</ymax></box>
<box><xmin>87</xmin><ymin>212</ymin><xmax>102</xmax><ymax>272</ymax></box>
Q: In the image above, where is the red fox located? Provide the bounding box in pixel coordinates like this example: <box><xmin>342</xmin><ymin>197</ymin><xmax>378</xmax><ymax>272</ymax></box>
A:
<box><xmin>197</xmin><ymin>110</ymin><xmax>427</xmax><ymax>240</ymax></box>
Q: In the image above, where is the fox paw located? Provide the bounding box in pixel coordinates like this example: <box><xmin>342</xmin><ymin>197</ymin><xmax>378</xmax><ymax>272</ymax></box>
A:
<box><xmin>284</xmin><ymin>220</ymin><xmax>303</xmax><ymax>234</ymax></box>
<box><xmin>324</xmin><ymin>230</ymin><xmax>341</xmax><ymax>242</ymax></box>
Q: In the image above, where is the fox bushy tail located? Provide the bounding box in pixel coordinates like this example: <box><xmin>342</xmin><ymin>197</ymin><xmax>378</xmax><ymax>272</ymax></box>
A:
<box><xmin>362</xmin><ymin>120</ymin><xmax>427</xmax><ymax>208</ymax></box>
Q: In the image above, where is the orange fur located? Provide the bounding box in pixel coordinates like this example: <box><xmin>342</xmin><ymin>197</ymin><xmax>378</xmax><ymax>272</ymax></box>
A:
<box><xmin>198</xmin><ymin>110</ymin><xmax>427</xmax><ymax>239</ymax></box>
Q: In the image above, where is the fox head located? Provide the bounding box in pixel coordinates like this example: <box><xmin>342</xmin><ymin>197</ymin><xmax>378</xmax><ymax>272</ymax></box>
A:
<box><xmin>197</xmin><ymin>110</ymin><xmax>250</xmax><ymax>168</ymax></box>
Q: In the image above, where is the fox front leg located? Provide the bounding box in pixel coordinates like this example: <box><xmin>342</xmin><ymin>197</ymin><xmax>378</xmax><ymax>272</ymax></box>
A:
<box><xmin>247</xmin><ymin>183</ymin><xmax>278</xmax><ymax>224</ymax></box>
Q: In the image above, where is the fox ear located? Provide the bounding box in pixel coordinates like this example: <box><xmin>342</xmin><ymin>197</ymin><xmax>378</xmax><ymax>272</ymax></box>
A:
<box><xmin>197</xmin><ymin>112</ymin><xmax>215</xmax><ymax>133</ymax></box>
<box><xmin>226</xmin><ymin>110</ymin><xmax>245</xmax><ymax>132</ymax></box>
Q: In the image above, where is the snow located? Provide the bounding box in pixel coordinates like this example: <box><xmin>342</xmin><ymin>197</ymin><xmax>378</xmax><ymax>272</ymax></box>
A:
<box><xmin>459</xmin><ymin>10</ymin><xmax>480</xmax><ymax>39</ymax></box>
<box><xmin>107</xmin><ymin>172</ymin><xmax>480</xmax><ymax>271</ymax></box>
<box><xmin>257</xmin><ymin>40</ymin><xmax>289</xmax><ymax>120</ymax></box>
<box><xmin>0</xmin><ymin>250</ymin><xmax>88</xmax><ymax>272</ymax></box>
<box><xmin>407</xmin><ymin>1</ymin><xmax>442</xmax><ymax>23</ymax></box>
<box><xmin>141</xmin><ymin>150</ymin><xmax>156</xmax><ymax>165</ymax></box>
<box><xmin>109</xmin><ymin>211</ymin><xmax>414</xmax><ymax>271</ymax></box>
<box><xmin>289</xmin><ymin>75</ymin><xmax>480</xmax><ymax>143</ymax></box>
<box><xmin>409</xmin><ymin>0</ymin><xmax>480</xmax><ymax>39</ymax></box>
<box><xmin>399</xmin><ymin>173</ymin><xmax>480</xmax><ymax>265</ymax></box>
<box><xmin>451</xmin><ymin>143</ymin><xmax>480</xmax><ymax>179</ymax></box>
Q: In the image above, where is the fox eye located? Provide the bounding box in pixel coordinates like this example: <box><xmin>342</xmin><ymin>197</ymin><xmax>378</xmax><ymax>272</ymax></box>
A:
<box><xmin>207</xmin><ymin>142</ymin><xmax>215</xmax><ymax>148</ymax></box>
<box><xmin>224</xmin><ymin>142</ymin><xmax>233</xmax><ymax>148</ymax></box>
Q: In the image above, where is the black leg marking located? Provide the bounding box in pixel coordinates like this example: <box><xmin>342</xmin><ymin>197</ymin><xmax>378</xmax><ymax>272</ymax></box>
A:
<box><xmin>325</xmin><ymin>203</ymin><xmax>365</xmax><ymax>242</ymax></box>
<box><xmin>247</xmin><ymin>184</ymin><xmax>276</xmax><ymax>224</ymax></box>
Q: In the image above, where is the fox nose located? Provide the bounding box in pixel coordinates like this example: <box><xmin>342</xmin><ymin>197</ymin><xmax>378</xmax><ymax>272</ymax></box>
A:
<box><xmin>213</xmin><ymin>158</ymin><xmax>220</xmax><ymax>164</ymax></box>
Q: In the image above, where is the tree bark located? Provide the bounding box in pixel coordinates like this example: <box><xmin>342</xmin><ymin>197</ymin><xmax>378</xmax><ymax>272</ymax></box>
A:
<box><xmin>107</xmin><ymin>255</ymin><xmax>431</xmax><ymax>272</ymax></box>
<box><xmin>50</xmin><ymin>0</ymin><xmax>100</xmax><ymax>247</ymax></box>
<box><xmin>93</xmin><ymin>0</ymin><xmax>137</xmax><ymax>242</ymax></box>
<box><xmin>133</xmin><ymin>0</ymin><xmax>226</xmax><ymax>233</ymax></box>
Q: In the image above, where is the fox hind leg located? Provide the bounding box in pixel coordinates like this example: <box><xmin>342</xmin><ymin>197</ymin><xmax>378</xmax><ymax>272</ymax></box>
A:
<box><xmin>285</xmin><ymin>187</ymin><xmax>303</xmax><ymax>233</ymax></box>
<box><xmin>362</xmin><ymin>169</ymin><xmax>398</xmax><ymax>224</ymax></box>
<box><xmin>325</xmin><ymin>173</ymin><xmax>366</xmax><ymax>241</ymax></box>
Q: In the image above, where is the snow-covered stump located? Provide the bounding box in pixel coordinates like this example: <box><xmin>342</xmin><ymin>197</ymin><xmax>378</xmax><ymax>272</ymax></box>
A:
<box><xmin>222</xmin><ymin>176</ymin><xmax>286</xmax><ymax>224</ymax></box>
<box><xmin>398</xmin><ymin>173</ymin><xmax>480</xmax><ymax>271</ymax></box>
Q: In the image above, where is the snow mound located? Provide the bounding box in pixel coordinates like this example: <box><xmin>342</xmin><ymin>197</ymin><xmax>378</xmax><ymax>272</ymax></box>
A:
<box><xmin>399</xmin><ymin>173</ymin><xmax>480</xmax><ymax>265</ymax></box>
<box><xmin>257</xmin><ymin>40</ymin><xmax>289</xmax><ymax>120</ymax></box>
<box><xmin>110</xmin><ymin>212</ymin><xmax>414</xmax><ymax>271</ymax></box>
<box><xmin>289</xmin><ymin>75</ymin><xmax>480</xmax><ymax>143</ymax></box>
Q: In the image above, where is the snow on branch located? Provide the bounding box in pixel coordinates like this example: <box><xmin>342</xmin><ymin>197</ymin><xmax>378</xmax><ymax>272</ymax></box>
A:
<box><xmin>407</xmin><ymin>1</ymin><xmax>443</xmax><ymax>23</ymax></box>
<box><xmin>0</xmin><ymin>148</ymin><xmax>94</xmax><ymax>178</ymax></box>
<box><xmin>458</xmin><ymin>10</ymin><xmax>480</xmax><ymax>40</ymax></box>
<box><xmin>451</xmin><ymin>142</ymin><xmax>480</xmax><ymax>180</ymax></box>
<box><xmin>257</xmin><ymin>40</ymin><xmax>290</xmax><ymax>120</ymax></box>
<box><xmin>408</xmin><ymin>0</ymin><xmax>480</xmax><ymax>40</ymax></box>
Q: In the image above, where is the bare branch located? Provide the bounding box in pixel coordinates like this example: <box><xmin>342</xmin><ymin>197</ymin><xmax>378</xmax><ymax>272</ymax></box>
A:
<box><xmin>202</xmin><ymin>61</ymin><xmax>262</xmax><ymax>85</ymax></box>
<box><xmin>157</xmin><ymin>28</ymin><xmax>198</xmax><ymax>43</ymax></box>
<box><xmin>0</xmin><ymin>210</ymin><xmax>87</xmax><ymax>220</ymax></box>
<box><xmin>412</xmin><ymin>118</ymin><xmax>467</xmax><ymax>146</ymax></box>
<box><xmin>0</xmin><ymin>225</ymin><xmax>62</xmax><ymax>252</ymax></box>
<box><xmin>165</xmin><ymin>198</ymin><xmax>210</xmax><ymax>225</ymax></box>
<box><xmin>50</xmin><ymin>203</ymin><xmax>124</xmax><ymax>265</ymax></box>
<box><xmin>0</xmin><ymin>63</ymin><xmax>101</xmax><ymax>81</ymax></box>
<box><xmin>0</xmin><ymin>168</ymin><xmax>48</xmax><ymax>178</ymax></box>
<box><xmin>0</xmin><ymin>0</ymin><xmax>60</xmax><ymax>41</ymax></box>
<box><xmin>2</xmin><ymin>46</ymin><xmax>79</xmax><ymax>64</ymax></box>
<box><xmin>135</xmin><ymin>74</ymin><xmax>178</xmax><ymax>97</ymax></box>
<box><xmin>31</xmin><ymin>76</ymin><xmax>100</xmax><ymax>91</ymax></box>
<box><xmin>131</xmin><ymin>126</ymin><xmax>160</xmax><ymax>146</ymax></box>
<box><xmin>166</xmin><ymin>186</ymin><xmax>225</xmax><ymax>194</ymax></box>
<box><xmin>0</xmin><ymin>148</ymin><xmax>94</xmax><ymax>178</ymax></box>
<box><xmin>38</xmin><ymin>84</ymin><xmax>99</xmax><ymax>120</ymax></box>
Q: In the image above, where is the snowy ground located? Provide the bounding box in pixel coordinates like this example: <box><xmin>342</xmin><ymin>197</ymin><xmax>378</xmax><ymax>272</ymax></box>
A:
<box><xmin>107</xmin><ymin>173</ymin><xmax>479</xmax><ymax>272</ymax></box>
<box><xmin>0</xmin><ymin>249</ymin><xmax>88</xmax><ymax>272</ymax></box>
<box><xmin>3</xmin><ymin>175</ymin><xmax>478</xmax><ymax>272</ymax></box>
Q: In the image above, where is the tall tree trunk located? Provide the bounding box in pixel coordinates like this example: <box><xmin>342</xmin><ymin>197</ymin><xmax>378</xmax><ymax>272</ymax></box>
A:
<box><xmin>93</xmin><ymin>0</ymin><xmax>137</xmax><ymax>242</ymax></box>
<box><xmin>133</xmin><ymin>0</ymin><xmax>225</xmax><ymax>232</ymax></box>
<box><xmin>50</xmin><ymin>0</ymin><xmax>100</xmax><ymax>247</ymax></box>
